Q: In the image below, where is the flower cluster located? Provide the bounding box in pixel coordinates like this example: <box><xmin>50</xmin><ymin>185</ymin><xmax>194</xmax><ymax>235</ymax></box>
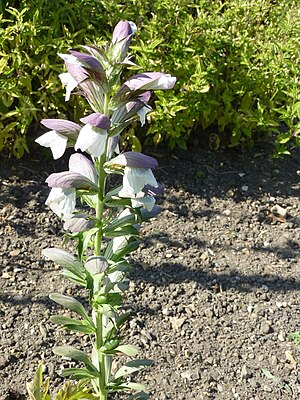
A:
<box><xmin>34</xmin><ymin>20</ymin><xmax>176</xmax><ymax>399</ymax></box>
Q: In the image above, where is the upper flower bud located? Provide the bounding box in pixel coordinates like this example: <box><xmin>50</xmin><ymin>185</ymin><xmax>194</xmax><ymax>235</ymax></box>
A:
<box><xmin>112</xmin><ymin>21</ymin><xmax>137</xmax><ymax>44</ymax></box>
<box><xmin>110</xmin><ymin>20</ymin><xmax>137</xmax><ymax>62</ymax></box>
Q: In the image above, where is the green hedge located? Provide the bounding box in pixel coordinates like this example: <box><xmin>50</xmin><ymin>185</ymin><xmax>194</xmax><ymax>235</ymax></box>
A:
<box><xmin>1</xmin><ymin>0</ymin><xmax>300</xmax><ymax>158</ymax></box>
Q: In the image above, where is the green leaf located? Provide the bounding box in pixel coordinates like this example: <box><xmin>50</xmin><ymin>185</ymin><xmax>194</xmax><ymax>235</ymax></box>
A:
<box><xmin>49</xmin><ymin>293</ymin><xmax>91</xmax><ymax>322</ymax></box>
<box><xmin>42</xmin><ymin>248</ymin><xmax>85</xmax><ymax>275</ymax></box>
<box><xmin>112</xmin><ymin>239</ymin><xmax>140</xmax><ymax>261</ymax></box>
<box><xmin>26</xmin><ymin>363</ymin><xmax>51</xmax><ymax>400</ymax></box>
<box><xmin>114</xmin><ymin>359</ymin><xmax>153</xmax><ymax>380</ymax></box>
<box><xmin>261</xmin><ymin>368</ymin><xmax>281</xmax><ymax>383</ymax></box>
<box><xmin>104</xmin><ymin>226</ymin><xmax>139</xmax><ymax>239</ymax></box>
<box><xmin>104</xmin><ymin>213</ymin><xmax>136</xmax><ymax>232</ymax></box>
<box><xmin>56</xmin><ymin>379</ymin><xmax>98</xmax><ymax>400</ymax></box>
<box><xmin>59</xmin><ymin>367</ymin><xmax>99</xmax><ymax>380</ymax></box>
<box><xmin>82</xmin><ymin>227</ymin><xmax>100</xmax><ymax>252</ymax></box>
<box><xmin>60</xmin><ymin>269</ymin><xmax>86</xmax><ymax>286</ymax></box>
<box><xmin>122</xmin><ymin>382</ymin><xmax>146</xmax><ymax>391</ymax></box>
<box><xmin>50</xmin><ymin>315</ymin><xmax>95</xmax><ymax>334</ymax></box>
<box><xmin>53</xmin><ymin>345</ymin><xmax>96</xmax><ymax>370</ymax></box>
<box><xmin>115</xmin><ymin>344</ymin><xmax>139</xmax><ymax>357</ymax></box>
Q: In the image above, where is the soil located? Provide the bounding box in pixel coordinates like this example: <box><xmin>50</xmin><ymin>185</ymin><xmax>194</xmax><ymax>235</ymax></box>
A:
<box><xmin>0</xmin><ymin>146</ymin><xmax>299</xmax><ymax>400</ymax></box>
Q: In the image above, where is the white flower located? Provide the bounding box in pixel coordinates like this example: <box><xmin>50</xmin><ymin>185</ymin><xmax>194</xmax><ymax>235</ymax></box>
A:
<box><xmin>137</xmin><ymin>105</ymin><xmax>152</xmax><ymax>126</ymax></box>
<box><xmin>131</xmin><ymin>195</ymin><xmax>156</xmax><ymax>211</ymax></box>
<box><xmin>123</xmin><ymin>167</ymin><xmax>157</xmax><ymax>194</ymax></box>
<box><xmin>75</xmin><ymin>124</ymin><xmax>108</xmax><ymax>157</ymax></box>
<box><xmin>59</xmin><ymin>72</ymin><xmax>78</xmax><ymax>101</ymax></box>
<box><xmin>35</xmin><ymin>130</ymin><xmax>68</xmax><ymax>160</ymax></box>
<box><xmin>45</xmin><ymin>187</ymin><xmax>76</xmax><ymax>217</ymax></box>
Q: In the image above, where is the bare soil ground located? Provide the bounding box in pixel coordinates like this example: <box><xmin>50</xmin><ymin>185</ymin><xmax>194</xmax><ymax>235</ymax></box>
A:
<box><xmin>0</xmin><ymin>147</ymin><xmax>299</xmax><ymax>400</ymax></box>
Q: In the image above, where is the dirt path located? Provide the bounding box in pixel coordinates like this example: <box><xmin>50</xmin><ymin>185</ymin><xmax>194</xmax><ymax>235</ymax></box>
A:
<box><xmin>0</xmin><ymin>147</ymin><xmax>299</xmax><ymax>399</ymax></box>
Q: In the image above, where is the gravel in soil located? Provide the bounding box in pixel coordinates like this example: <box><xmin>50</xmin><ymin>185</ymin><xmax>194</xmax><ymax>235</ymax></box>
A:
<box><xmin>0</xmin><ymin>148</ymin><xmax>299</xmax><ymax>400</ymax></box>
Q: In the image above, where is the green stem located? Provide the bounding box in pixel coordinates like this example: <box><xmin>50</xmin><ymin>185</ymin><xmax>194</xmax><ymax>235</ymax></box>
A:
<box><xmin>94</xmin><ymin>92</ymin><xmax>111</xmax><ymax>256</ymax></box>
<box><xmin>96</xmin><ymin>311</ymin><xmax>107</xmax><ymax>400</ymax></box>
<box><xmin>93</xmin><ymin>92</ymin><xmax>111</xmax><ymax>400</ymax></box>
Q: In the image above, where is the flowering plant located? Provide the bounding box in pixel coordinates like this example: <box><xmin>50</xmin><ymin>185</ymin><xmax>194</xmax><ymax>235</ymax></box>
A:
<box><xmin>32</xmin><ymin>21</ymin><xmax>176</xmax><ymax>400</ymax></box>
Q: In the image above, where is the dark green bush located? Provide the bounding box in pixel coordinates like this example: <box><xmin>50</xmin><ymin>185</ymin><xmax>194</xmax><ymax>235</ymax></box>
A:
<box><xmin>1</xmin><ymin>0</ymin><xmax>299</xmax><ymax>158</ymax></box>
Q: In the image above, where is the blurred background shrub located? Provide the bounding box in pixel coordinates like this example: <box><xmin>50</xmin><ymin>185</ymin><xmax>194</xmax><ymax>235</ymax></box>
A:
<box><xmin>1</xmin><ymin>0</ymin><xmax>299</xmax><ymax>158</ymax></box>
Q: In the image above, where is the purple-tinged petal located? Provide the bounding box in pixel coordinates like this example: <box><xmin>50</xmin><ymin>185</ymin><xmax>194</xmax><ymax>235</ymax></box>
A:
<box><xmin>80</xmin><ymin>113</ymin><xmax>111</xmax><ymax>130</ymax></box>
<box><xmin>69</xmin><ymin>50</ymin><xmax>103</xmax><ymax>72</ymax></box>
<box><xmin>85</xmin><ymin>256</ymin><xmax>108</xmax><ymax>275</ymax></box>
<box><xmin>112</xmin><ymin>21</ymin><xmax>137</xmax><ymax>44</ymax></box>
<box><xmin>111</xmin><ymin>92</ymin><xmax>151</xmax><ymax>125</ymax></box>
<box><xmin>68</xmin><ymin>153</ymin><xmax>98</xmax><ymax>184</ymax></box>
<box><xmin>144</xmin><ymin>183</ymin><xmax>164</xmax><ymax>196</ymax></box>
<box><xmin>63</xmin><ymin>214</ymin><xmax>97</xmax><ymax>233</ymax></box>
<box><xmin>46</xmin><ymin>171</ymin><xmax>97</xmax><ymax>189</ymax></box>
<box><xmin>41</xmin><ymin>119</ymin><xmax>81</xmax><ymax>135</ymax></box>
<box><xmin>107</xmin><ymin>135</ymin><xmax>120</xmax><ymax>158</ymax></box>
<box><xmin>116</xmin><ymin>72</ymin><xmax>176</xmax><ymax>98</ymax></box>
<box><xmin>141</xmin><ymin>205</ymin><xmax>161</xmax><ymax>219</ymax></box>
<box><xmin>109</xmin><ymin>151</ymin><xmax>158</xmax><ymax>169</ymax></box>
<box><xmin>65</xmin><ymin>62</ymin><xmax>89</xmax><ymax>84</ymax></box>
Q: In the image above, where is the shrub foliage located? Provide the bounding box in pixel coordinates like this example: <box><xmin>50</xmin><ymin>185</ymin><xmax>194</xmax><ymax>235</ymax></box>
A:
<box><xmin>1</xmin><ymin>0</ymin><xmax>300</xmax><ymax>157</ymax></box>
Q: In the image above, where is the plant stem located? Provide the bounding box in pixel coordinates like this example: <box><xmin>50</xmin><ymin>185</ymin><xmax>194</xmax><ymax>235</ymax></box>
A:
<box><xmin>95</xmin><ymin>311</ymin><xmax>107</xmax><ymax>400</ymax></box>
<box><xmin>94</xmin><ymin>92</ymin><xmax>111</xmax><ymax>400</ymax></box>
<box><xmin>94</xmin><ymin>92</ymin><xmax>110</xmax><ymax>256</ymax></box>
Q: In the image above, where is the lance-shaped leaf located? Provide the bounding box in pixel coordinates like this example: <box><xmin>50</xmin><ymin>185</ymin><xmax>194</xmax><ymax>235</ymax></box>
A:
<box><xmin>42</xmin><ymin>248</ymin><xmax>85</xmax><ymax>285</ymax></box>
<box><xmin>114</xmin><ymin>359</ymin><xmax>153</xmax><ymax>379</ymax></box>
<box><xmin>115</xmin><ymin>344</ymin><xmax>139</xmax><ymax>357</ymax></box>
<box><xmin>26</xmin><ymin>363</ymin><xmax>50</xmax><ymax>400</ymax></box>
<box><xmin>50</xmin><ymin>315</ymin><xmax>95</xmax><ymax>334</ymax></box>
<box><xmin>53</xmin><ymin>345</ymin><xmax>96</xmax><ymax>370</ymax></box>
<box><xmin>105</xmin><ymin>225</ymin><xmax>139</xmax><ymax>239</ymax></box>
<box><xmin>59</xmin><ymin>367</ymin><xmax>99</xmax><ymax>380</ymax></box>
<box><xmin>49</xmin><ymin>293</ymin><xmax>91</xmax><ymax>322</ymax></box>
<box><xmin>104</xmin><ymin>237</ymin><xmax>140</xmax><ymax>261</ymax></box>
<box><xmin>104</xmin><ymin>211</ymin><xmax>136</xmax><ymax>232</ymax></box>
<box><xmin>121</xmin><ymin>382</ymin><xmax>146</xmax><ymax>391</ymax></box>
